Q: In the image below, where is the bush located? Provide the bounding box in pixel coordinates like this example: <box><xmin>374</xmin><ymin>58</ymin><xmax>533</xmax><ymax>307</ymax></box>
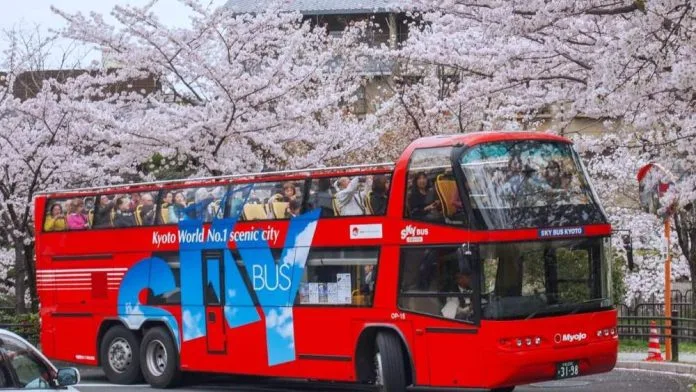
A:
<box><xmin>0</xmin><ymin>312</ymin><xmax>39</xmax><ymax>345</ymax></box>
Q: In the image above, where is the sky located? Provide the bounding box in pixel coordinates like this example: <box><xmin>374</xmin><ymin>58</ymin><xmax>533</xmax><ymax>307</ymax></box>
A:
<box><xmin>0</xmin><ymin>0</ymin><xmax>226</xmax><ymax>67</ymax></box>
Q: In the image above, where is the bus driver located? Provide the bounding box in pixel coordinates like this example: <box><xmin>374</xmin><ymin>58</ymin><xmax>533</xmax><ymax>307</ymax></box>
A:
<box><xmin>441</xmin><ymin>250</ymin><xmax>474</xmax><ymax>321</ymax></box>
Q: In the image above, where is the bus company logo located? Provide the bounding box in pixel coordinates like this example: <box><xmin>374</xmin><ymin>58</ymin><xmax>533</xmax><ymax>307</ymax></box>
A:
<box><xmin>349</xmin><ymin>224</ymin><xmax>383</xmax><ymax>240</ymax></box>
<box><xmin>538</xmin><ymin>227</ymin><xmax>584</xmax><ymax>239</ymax></box>
<box><xmin>554</xmin><ymin>332</ymin><xmax>587</xmax><ymax>344</ymax></box>
<box><xmin>400</xmin><ymin>225</ymin><xmax>428</xmax><ymax>243</ymax></box>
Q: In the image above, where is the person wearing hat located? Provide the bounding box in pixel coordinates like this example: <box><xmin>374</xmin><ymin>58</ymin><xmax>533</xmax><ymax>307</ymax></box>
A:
<box><xmin>441</xmin><ymin>248</ymin><xmax>474</xmax><ymax>320</ymax></box>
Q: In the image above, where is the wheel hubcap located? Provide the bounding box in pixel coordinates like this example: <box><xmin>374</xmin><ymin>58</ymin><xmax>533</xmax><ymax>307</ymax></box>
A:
<box><xmin>108</xmin><ymin>338</ymin><xmax>132</xmax><ymax>373</ymax></box>
<box><xmin>374</xmin><ymin>351</ymin><xmax>384</xmax><ymax>387</ymax></box>
<box><xmin>146</xmin><ymin>339</ymin><xmax>168</xmax><ymax>377</ymax></box>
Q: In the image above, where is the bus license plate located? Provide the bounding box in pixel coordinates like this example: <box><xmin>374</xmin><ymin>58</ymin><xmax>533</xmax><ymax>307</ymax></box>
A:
<box><xmin>556</xmin><ymin>361</ymin><xmax>579</xmax><ymax>379</ymax></box>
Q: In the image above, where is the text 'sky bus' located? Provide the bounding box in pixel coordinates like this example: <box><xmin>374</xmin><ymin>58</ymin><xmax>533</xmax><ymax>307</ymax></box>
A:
<box><xmin>35</xmin><ymin>132</ymin><xmax>617</xmax><ymax>391</ymax></box>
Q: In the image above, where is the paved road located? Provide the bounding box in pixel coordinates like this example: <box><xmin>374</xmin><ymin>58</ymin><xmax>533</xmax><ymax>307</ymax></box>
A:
<box><xmin>70</xmin><ymin>367</ymin><xmax>695</xmax><ymax>392</ymax></box>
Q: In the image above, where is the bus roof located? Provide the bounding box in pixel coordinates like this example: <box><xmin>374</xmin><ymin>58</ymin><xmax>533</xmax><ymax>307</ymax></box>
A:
<box><xmin>406</xmin><ymin>131</ymin><xmax>571</xmax><ymax>150</ymax></box>
<box><xmin>37</xmin><ymin>131</ymin><xmax>570</xmax><ymax>197</ymax></box>
<box><xmin>37</xmin><ymin>162</ymin><xmax>395</xmax><ymax>197</ymax></box>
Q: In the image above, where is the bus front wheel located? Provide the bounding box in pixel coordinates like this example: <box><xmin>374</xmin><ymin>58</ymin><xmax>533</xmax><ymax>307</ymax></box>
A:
<box><xmin>492</xmin><ymin>387</ymin><xmax>516</xmax><ymax>392</ymax></box>
<box><xmin>100</xmin><ymin>325</ymin><xmax>143</xmax><ymax>384</ymax></box>
<box><xmin>140</xmin><ymin>327</ymin><xmax>181</xmax><ymax>388</ymax></box>
<box><xmin>374</xmin><ymin>332</ymin><xmax>407</xmax><ymax>392</ymax></box>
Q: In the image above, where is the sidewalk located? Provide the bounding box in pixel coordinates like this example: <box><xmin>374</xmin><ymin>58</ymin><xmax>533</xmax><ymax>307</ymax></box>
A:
<box><xmin>618</xmin><ymin>352</ymin><xmax>696</xmax><ymax>377</ymax></box>
<box><xmin>619</xmin><ymin>352</ymin><xmax>696</xmax><ymax>363</ymax></box>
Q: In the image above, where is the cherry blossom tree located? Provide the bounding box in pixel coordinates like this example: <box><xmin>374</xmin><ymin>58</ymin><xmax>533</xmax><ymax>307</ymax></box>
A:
<box><xmin>1</xmin><ymin>1</ymin><xmax>379</xmax><ymax>311</ymax></box>
<box><xmin>0</xmin><ymin>29</ymin><xmax>147</xmax><ymax>312</ymax></box>
<box><xmin>372</xmin><ymin>0</ymin><xmax>696</xmax><ymax>301</ymax></box>
<box><xmin>54</xmin><ymin>1</ymin><xmax>379</xmax><ymax>177</ymax></box>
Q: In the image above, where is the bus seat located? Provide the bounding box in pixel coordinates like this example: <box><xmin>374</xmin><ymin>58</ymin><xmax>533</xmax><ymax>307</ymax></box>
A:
<box><xmin>243</xmin><ymin>204</ymin><xmax>266</xmax><ymax>221</ymax></box>
<box><xmin>160</xmin><ymin>203</ymin><xmax>169</xmax><ymax>224</ymax></box>
<box><xmin>435</xmin><ymin>174</ymin><xmax>458</xmax><ymax>218</ymax></box>
<box><xmin>364</xmin><ymin>191</ymin><xmax>374</xmax><ymax>214</ymax></box>
<box><xmin>351</xmin><ymin>289</ymin><xmax>366</xmax><ymax>306</ymax></box>
<box><xmin>135</xmin><ymin>205</ymin><xmax>143</xmax><ymax>226</ymax></box>
<box><xmin>332</xmin><ymin>197</ymin><xmax>341</xmax><ymax>216</ymax></box>
<box><xmin>271</xmin><ymin>201</ymin><xmax>288</xmax><ymax>219</ymax></box>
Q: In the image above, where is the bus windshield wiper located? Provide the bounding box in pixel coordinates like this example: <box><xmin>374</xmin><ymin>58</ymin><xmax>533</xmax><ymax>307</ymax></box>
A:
<box><xmin>568</xmin><ymin>298</ymin><xmax>606</xmax><ymax>315</ymax></box>
<box><xmin>525</xmin><ymin>303</ymin><xmax>568</xmax><ymax>320</ymax></box>
<box><xmin>526</xmin><ymin>299</ymin><xmax>606</xmax><ymax>320</ymax></box>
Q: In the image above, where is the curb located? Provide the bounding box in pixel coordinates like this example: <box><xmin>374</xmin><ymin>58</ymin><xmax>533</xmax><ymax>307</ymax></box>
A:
<box><xmin>617</xmin><ymin>361</ymin><xmax>696</xmax><ymax>377</ymax></box>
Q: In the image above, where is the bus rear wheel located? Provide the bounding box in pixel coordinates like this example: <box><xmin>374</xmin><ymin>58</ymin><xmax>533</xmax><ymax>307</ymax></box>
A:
<box><xmin>374</xmin><ymin>332</ymin><xmax>407</xmax><ymax>392</ymax></box>
<box><xmin>140</xmin><ymin>327</ymin><xmax>181</xmax><ymax>388</ymax></box>
<box><xmin>492</xmin><ymin>387</ymin><xmax>516</xmax><ymax>392</ymax></box>
<box><xmin>100</xmin><ymin>325</ymin><xmax>142</xmax><ymax>384</ymax></box>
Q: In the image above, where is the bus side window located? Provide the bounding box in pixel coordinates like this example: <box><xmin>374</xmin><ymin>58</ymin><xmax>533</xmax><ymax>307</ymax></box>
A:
<box><xmin>398</xmin><ymin>246</ymin><xmax>477</xmax><ymax>322</ymax></box>
<box><xmin>404</xmin><ymin>147</ymin><xmax>460</xmax><ymax>224</ymax></box>
<box><xmin>306</xmin><ymin>174</ymin><xmax>391</xmax><ymax>217</ymax></box>
<box><xmin>294</xmin><ymin>247</ymin><xmax>379</xmax><ymax>307</ymax></box>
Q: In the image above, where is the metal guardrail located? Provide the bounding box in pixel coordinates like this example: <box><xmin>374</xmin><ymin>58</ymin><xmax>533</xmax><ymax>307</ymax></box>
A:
<box><xmin>618</xmin><ymin>311</ymin><xmax>696</xmax><ymax>362</ymax></box>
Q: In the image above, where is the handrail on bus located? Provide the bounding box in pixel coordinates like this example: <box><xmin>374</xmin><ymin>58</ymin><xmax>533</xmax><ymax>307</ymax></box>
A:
<box><xmin>36</xmin><ymin>162</ymin><xmax>395</xmax><ymax>196</ymax></box>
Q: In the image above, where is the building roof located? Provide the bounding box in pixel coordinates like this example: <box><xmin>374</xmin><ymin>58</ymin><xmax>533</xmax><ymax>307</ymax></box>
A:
<box><xmin>9</xmin><ymin>69</ymin><xmax>160</xmax><ymax>101</ymax></box>
<box><xmin>225</xmin><ymin>0</ymin><xmax>397</xmax><ymax>15</ymax></box>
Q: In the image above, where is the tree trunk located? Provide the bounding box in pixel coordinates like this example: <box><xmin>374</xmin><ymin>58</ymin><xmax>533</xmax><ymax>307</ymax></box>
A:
<box><xmin>24</xmin><ymin>243</ymin><xmax>38</xmax><ymax>312</ymax></box>
<box><xmin>14</xmin><ymin>243</ymin><xmax>27</xmax><ymax>314</ymax></box>
<box><xmin>675</xmin><ymin>207</ymin><xmax>696</xmax><ymax>305</ymax></box>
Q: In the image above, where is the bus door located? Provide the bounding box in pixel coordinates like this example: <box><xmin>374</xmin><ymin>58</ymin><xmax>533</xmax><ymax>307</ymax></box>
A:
<box><xmin>400</xmin><ymin>246</ymin><xmax>482</xmax><ymax>385</ymax></box>
<box><xmin>203</xmin><ymin>251</ymin><xmax>226</xmax><ymax>354</ymax></box>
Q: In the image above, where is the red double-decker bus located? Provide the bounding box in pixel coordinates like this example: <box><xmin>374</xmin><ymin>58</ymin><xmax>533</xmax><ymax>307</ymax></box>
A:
<box><xmin>35</xmin><ymin>132</ymin><xmax>617</xmax><ymax>391</ymax></box>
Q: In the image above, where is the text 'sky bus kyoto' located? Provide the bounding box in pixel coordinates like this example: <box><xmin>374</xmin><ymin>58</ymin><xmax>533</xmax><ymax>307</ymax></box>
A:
<box><xmin>35</xmin><ymin>132</ymin><xmax>617</xmax><ymax>391</ymax></box>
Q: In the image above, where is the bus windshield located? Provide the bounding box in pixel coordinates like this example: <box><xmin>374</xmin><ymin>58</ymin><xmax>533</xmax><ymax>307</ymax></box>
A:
<box><xmin>480</xmin><ymin>238</ymin><xmax>612</xmax><ymax>320</ymax></box>
<box><xmin>457</xmin><ymin>140</ymin><xmax>606</xmax><ymax>230</ymax></box>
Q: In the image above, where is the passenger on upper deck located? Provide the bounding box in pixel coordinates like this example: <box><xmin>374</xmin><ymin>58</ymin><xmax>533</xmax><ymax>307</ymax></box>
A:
<box><xmin>114</xmin><ymin>197</ymin><xmax>137</xmax><ymax>227</ymax></box>
<box><xmin>169</xmin><ymin>192</ymin><xmax>188</xmax><ymax>222</ymax></box>
<box><xmin>310</xmin><ymin>178</ymin><xmax>334</xmax><ymax>217</ymax></box>
<box><xmin>334</xmin><ymin>177</ymin><xmax>366</xmax><ymax>216</ymax></box>
<box><xmin>162</xmin><ymin>191</ymin><xmax>173</xmax><ymax>206</ymax></box>
<box><xmin>129</xmin><ymin>193</ymin><xmax>141</xmax><ymax>211</ymax></box>
<box><xmin>408</xmin><ymin>172</ymin><xmax>440</xmax><ymax>220</ymax></box>
<box><xmin>93</xmin><ymin>195</ymin><xmax>113</xmax><ymax>228</ymax></box>
<box><xmin>193</xmin><ymin>188</ymin><xmax>215</xmax><ymax>221</ymax></box>
<box><xmin>44</xmin><ymin>204</ymin><xmax>67</xmax><ymax>231</ymax></box>
<box><xmin>67</xmin><ymin>198</ymin><xmax>89</xmax><ymax>230</ymax></box>
<box><xmin>140</xmin><ymin>193</ymin><xmax>156</xmax><ymax>225</ymax></box>
<box><xmin>285</xmin><ymin>199</ymin><xmax>301</xmax><ymax>218</ymax></box>
<box><xmin>369</xmin><ymin>175</ymin><xmax>389</xmax><ymax>215</ymax></box>
<box><xmin>281</xmin><ymin>182</ymin><xmax>297</xmax><ymax>202</ymax></box>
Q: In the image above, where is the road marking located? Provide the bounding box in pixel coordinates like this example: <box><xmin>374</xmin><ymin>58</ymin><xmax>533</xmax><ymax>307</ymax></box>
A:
<box><xmin>78</xmin><ymin>383</ymin><xmax>149</xmax><ymax>387</ymax></box>
<box><xmin>615</xmin><ymin>367</ymin><xmax>696</xmax><ymax>380</ymax></box>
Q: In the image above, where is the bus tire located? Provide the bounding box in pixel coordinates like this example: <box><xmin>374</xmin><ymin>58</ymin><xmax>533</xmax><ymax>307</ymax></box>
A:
<box><xmin>374</xmin><ymin>332</ymin><xmax>407</xmax><ymax>392</ymax></box>
<box><xmin>140</xmin><ymin>327</ymin><xmax>181</xmax><ymax>388</ymax></box>
<box><xmin>100</xmin><ymin>325</ymin><xmax>143</xmax><ymax>384</ymax></box>
<box><xmin>492</xmin><ymin>387</ymin><xmax>515</xmax><ymax>392</ymax></box>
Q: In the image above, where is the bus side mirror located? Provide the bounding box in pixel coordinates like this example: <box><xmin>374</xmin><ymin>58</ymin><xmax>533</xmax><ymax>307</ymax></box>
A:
<box><xmin>621</xmin><ymin>234</ymin><xmax>634</xmax><ymax>271</ymax></box>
